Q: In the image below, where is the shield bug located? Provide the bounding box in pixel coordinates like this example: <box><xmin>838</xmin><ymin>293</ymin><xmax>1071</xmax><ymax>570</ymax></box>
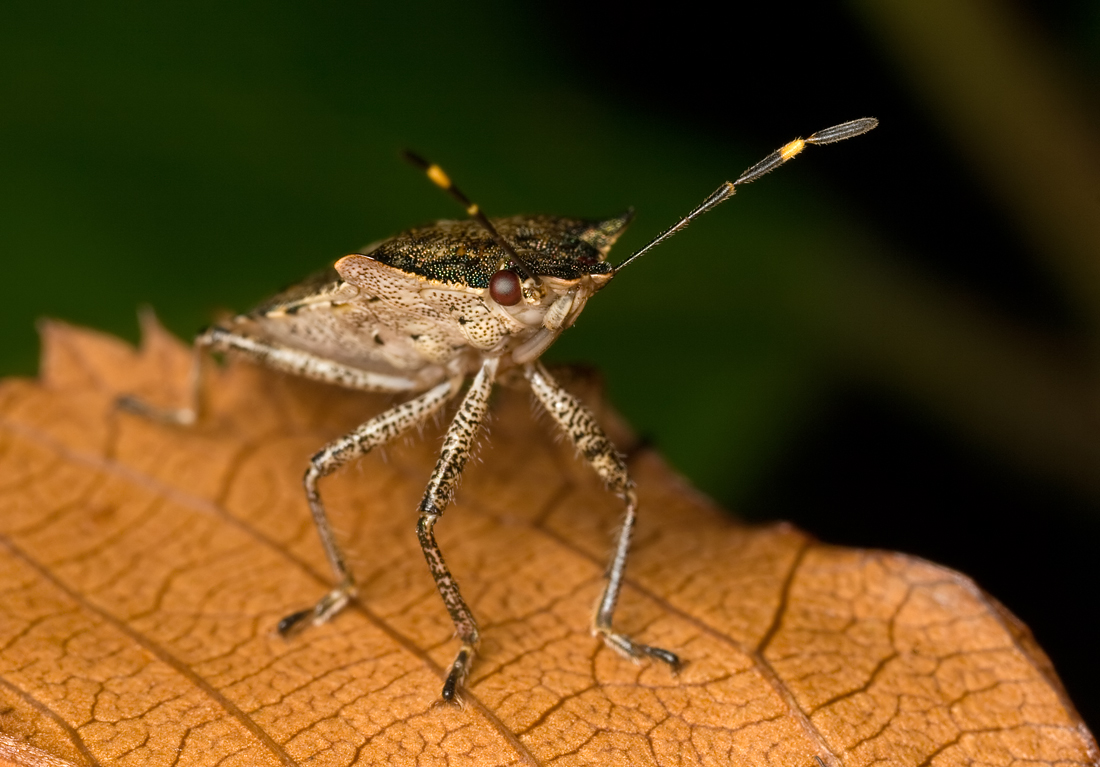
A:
<box><xmin>119</xmin><ymin>118</ymin><xmax>878</xmax><ymax>702</ymax></box>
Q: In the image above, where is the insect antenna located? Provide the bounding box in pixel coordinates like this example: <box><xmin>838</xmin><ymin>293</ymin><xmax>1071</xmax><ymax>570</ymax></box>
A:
<box><xmin>403</xmin><ymin>150</ymin><xmax>541</xmax><ymax>286</ymax></box>
<box><xmin>613</xmin><ymin>117</ymin><xmax>878</xmax><ymax>272</ymax></box>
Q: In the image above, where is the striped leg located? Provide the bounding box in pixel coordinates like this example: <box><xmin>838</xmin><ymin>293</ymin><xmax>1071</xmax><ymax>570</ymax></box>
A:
<box><xmin>277</xmin><ymin>377</ymin><xmax>462</xmax><ymax>636</ymax></box>
<box><xmin>118</xmin><ymin>324</ymin><xmax>420</xmax><ymax>425</ymax></box>
<box><xmin>116</xmin><ymin>334</ymin><xmax>207</xmax><ymax>426</ymax></box>
<box><xmin>416</xmin><ymin>356</ymin><xmax>499</xmax><ymax>702</ymax></box>
<box><xmin>117</xmin><ymin>322</ymin><xmax>445</xmax><ymax>637</ymax></box>
<box><xmin>526</xmin><ymin>361</ymin><xmax>680</xmax><ymax>670</ymax></box>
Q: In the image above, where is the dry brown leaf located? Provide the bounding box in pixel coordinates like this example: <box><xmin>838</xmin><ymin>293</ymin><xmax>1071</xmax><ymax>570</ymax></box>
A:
<box><xmin>0</xmin><ymin>318</ymin><xmax>1095</xmax><ymax>767</ymax></box>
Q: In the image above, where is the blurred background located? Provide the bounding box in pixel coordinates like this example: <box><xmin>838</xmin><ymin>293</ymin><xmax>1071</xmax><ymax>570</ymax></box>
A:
<box><xmin>3</xmin><ymin>0</ymin><xmax>1099</xmax><ymax>729</ymax></box>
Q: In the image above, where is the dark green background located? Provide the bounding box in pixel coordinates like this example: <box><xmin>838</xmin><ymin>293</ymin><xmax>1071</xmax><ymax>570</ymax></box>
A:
<box><xmin>3</xmin><ymin>0</ymin><xmax>1099</xmax><ymax>729</ymax></box>
<box><xmin>2</xmin><ymin>1</ymin><xmax>895</xmax><ymax>502</ymax></box>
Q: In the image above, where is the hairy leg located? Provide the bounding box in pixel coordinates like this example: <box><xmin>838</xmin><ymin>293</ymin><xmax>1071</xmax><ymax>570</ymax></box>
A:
<box><xmin>525</xmin><ymin>361</ymin><xmax>680</xmax><ymax>669</ymax></box>
<box><xmin>416</xmin><ymin>356</ymin><xmax>499</xmax><ymax>701</ymax></box>
<box><xmin>277</xmin><ymin>377</ymin><xmax>462</xmax><ymax>635</ymax></box>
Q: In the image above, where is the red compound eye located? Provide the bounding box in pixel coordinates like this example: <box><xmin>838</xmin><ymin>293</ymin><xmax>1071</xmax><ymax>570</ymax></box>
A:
<box><xmin>489</xmin><ymin>269</ymin><xmax>522</xmax><ymax>306</ymax></box>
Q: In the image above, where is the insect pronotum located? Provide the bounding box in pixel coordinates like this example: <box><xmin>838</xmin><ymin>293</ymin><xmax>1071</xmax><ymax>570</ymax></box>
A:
<box><xmin>119</xmin><ymin>117</ymin><xmax>878</xmax><ymax>702</ymax></box>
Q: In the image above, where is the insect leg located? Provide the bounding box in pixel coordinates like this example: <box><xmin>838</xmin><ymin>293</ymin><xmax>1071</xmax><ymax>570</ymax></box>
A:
<box><xmin>199</xmin><ymin>325</ymin><xmax>421</xmax><ymax>393</ymax></box>
<box><xmin>415</xmin><ymin>356</ymin><xmax>499</xmax><ymax>702</ymax></box>
<box><xmin>278</xmin><ymin>376</ymin><xmax>462</xmax><ymax>636</ymax></box>
<box><xmin>118</xmin><ymin>324</ymin><xmax>420</xmax><ymax>424</ymax></box>
<box><xmin>118</xmin><ymin>323</ymin><xmax>438</xmax><ymax>634</ymax></box>
<box><xmin>117</xmin><ymin>331</ymin><xmax>210</xmax><ymax>426</ymax></box>
<box><xmin>525</xmin><ymin>361</ymin><xmax>681</xmax><ymax>670</ymax></box>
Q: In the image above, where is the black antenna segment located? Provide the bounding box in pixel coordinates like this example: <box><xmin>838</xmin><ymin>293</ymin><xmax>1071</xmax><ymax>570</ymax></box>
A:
<box><xmin>403</xmin><ymin>150</ymin><xmax>541</xmax><ymax>285</ymax></box>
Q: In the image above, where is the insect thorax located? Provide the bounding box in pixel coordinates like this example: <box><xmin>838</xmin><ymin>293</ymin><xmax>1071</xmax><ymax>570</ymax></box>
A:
<box><xmin>231</xmin><ymin>213</ymin><xmax>631</xmax><ymax>388</ymax></box>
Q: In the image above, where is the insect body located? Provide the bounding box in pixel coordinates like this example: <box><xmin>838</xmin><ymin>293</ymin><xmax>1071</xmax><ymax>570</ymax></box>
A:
<box><xmin>120</xmin><ymin>118</ymin><xmax>878</xmax><ymax>702</ymax></box>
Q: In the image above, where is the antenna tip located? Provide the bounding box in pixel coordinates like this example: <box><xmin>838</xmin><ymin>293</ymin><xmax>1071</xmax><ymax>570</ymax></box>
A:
<box><xmin>807</xmin><ymin>117</ymin><xmax>879</xmax><ymax>145</ymax></box>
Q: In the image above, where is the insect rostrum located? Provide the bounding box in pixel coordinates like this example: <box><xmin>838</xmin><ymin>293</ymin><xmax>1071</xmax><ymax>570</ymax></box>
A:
<box><xmin>118</xmin><ymin>117</ymin><xmax>877</xmax><ymax>703</ymax></box>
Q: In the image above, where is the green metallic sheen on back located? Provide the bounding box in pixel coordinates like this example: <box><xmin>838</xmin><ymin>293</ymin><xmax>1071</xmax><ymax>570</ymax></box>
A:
<box><xmin>360</xmin><ymin>213</ymin><xmax>630</xmax><ymax>288</ymax></box>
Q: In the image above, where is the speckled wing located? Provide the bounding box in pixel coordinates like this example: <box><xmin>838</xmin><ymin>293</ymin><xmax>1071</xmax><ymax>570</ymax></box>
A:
<box><xmin>232</xmin><ymin>267</ymin><xmax>432</xmax><ymax>379</ymax></box>
<box><xmin>336</xmin><ymin>254</ymin><xmax>510</xmax><ymax>357</ymax></box>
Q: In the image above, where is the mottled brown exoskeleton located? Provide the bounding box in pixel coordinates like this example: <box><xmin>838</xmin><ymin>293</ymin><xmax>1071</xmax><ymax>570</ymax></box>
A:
<box><xmin>120</xmin><ymin>118</ymin><xmax>877</xmax><ymax>702</ymax></box>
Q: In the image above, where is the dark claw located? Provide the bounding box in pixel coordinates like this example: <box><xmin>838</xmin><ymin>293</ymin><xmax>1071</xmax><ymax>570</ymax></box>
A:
<box><xmin>116</xmin><ymin>393</ymin><xmax>194</xmax><ymax>426</ymax></box>
<box><xmin>644</xmin><ymin>645</ymin><xmax>682</xmax><ymax>671</ymax></box>
<box><xmin>277</xmin><ymin>608</ymin><xmax>313</xmax><ymax>637</ymax></box>
<box><xmin>439</xmin><ymin>645</ymin><xmax>472</xmax><ymax>704</ymax></box>
<box><xmin>441</xmin><ymin>669</ymin><xmax>460</xmax><ymax>703</ymax></box>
